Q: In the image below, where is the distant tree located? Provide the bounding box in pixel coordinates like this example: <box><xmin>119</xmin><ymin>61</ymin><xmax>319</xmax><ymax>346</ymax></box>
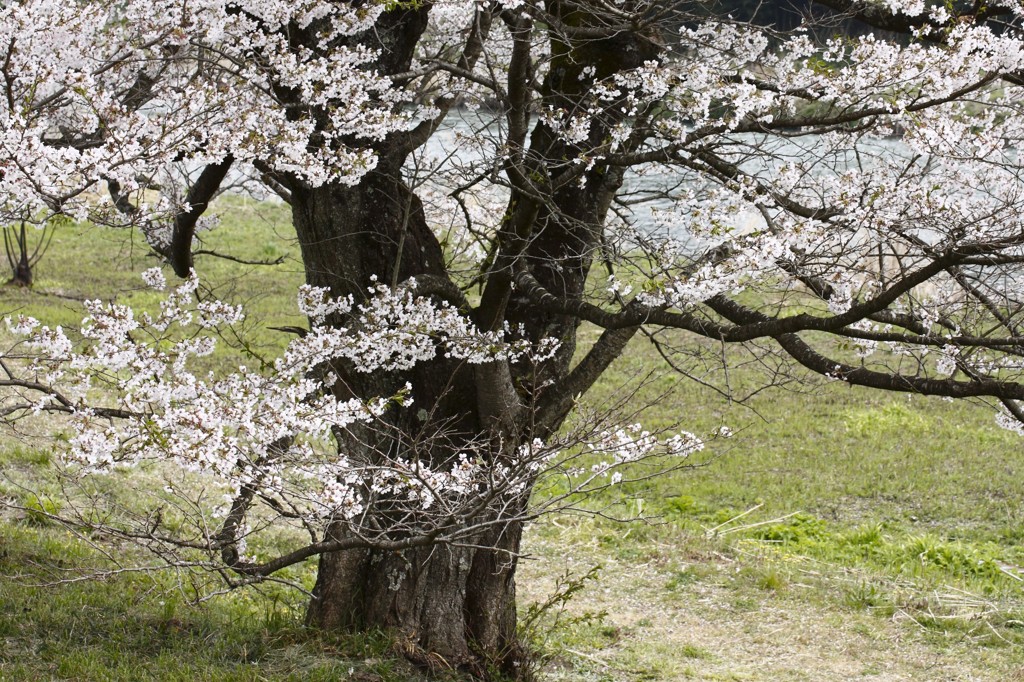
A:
<box><xmin>2</xmin><ymin>220</ymin><xmax>54</xmax><ymax>287</ymax></box>
<box><xmin>4</xmin><ymin>0</ymin><xmax>1024</xmax><ymax>676</ymax></box>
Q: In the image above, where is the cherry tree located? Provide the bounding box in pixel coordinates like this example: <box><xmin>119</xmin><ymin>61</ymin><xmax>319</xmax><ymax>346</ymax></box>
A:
<box><xmin>5</xmin><ymin>0</ymin><xmax>1024</xmax><ymax>675</ymax></box>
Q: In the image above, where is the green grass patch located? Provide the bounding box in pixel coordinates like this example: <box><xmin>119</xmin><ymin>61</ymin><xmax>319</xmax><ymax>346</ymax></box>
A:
<box><xmin>0</xmin><ymin>524</ymin><xmax>428</xmax><ymax>681</ymax></box>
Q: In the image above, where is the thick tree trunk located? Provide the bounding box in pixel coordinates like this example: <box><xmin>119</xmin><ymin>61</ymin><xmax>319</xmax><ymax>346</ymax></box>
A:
<box><xmin>290</xmin><ymin>160</ymin><xmax>525</xmax><ymax>676</ymax></box>
<box><xmin>304</xmin><ymin>519</ymin><xmax>524</xmax><ymax>675</ymax></box>
<box><xmin>279</xmin><ymin>5</ymin><xmax>660</xmax><ymax>675</ymax></box>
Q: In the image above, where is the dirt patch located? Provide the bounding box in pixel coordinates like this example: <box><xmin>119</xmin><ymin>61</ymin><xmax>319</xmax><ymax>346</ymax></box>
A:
<box><xmin>519</xmin><ymin>525</ymin><xmax>1021</xmax><ymax>681</ymax></box>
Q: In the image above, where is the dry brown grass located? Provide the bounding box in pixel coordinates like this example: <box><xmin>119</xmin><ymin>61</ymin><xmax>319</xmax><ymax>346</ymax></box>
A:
<box><xmin>520</xmin><ymin>524</ymin><xmax>1024</xmax><ymax>681</ymax></box>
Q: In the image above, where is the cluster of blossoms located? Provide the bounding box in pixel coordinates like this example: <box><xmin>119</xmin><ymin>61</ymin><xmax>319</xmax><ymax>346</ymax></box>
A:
<box><xmin>1</xmin><ymin>270</ymin><xmax>560</xmax><ymax>526</ymax></box>
<box><xmin>357</xmin><ymin>450</ymin><xmax>549</xmax><ymax>515</ymax></box>
<box><xmin>0</xmin><ymin>0</ymin><xmax>416</xmax><ymax>227</ymax></box>
<box><xmin>536</xmin><ymin>11</ymin><xmax>1024</xmax><ymax>163</ymax></box>
<box><xmin>571</xmin><ymin>425</ymin><xmax>705</xmax><ymax>486</ymax></box>
<box><xmin>293</xmin><ymin>279</ymin><xmax>560</xmax><ymax>374</ymax></box>
<box><xmin>997</xmin><ymin>409</ymin><xmax>1024</xmax><ymax>436</ymax></box>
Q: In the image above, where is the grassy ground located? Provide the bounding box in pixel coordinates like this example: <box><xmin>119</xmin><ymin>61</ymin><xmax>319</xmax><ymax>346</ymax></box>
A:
<box><xmin>1</xmin><ymin>201</ymin><xmax>1023</xmax><ymax>680</ymax></box>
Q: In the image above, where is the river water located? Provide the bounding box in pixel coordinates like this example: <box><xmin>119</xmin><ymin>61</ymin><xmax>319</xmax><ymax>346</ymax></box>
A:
<box><xmin>415</xmin><ymin>111</ymin><xmax>916</xmax><ymax>252</ymax></box>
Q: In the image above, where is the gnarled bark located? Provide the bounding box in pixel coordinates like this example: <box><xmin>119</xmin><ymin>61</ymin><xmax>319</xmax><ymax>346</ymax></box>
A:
<box><xmin>291</xmin><ymin>156</ymin><xmax>526</xmax><ymax>674</ymax></box>
<box><xmin>284</xmin><ymin>3</ymin><xmax>661</xmax><ymax>676</ymax></box>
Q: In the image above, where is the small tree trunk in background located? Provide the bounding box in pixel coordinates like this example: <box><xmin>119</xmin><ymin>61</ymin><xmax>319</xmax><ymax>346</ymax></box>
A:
<box><xmin>6</xmin><ymin>224</ymin><xmax>33</xmax><ymax>287</ymax></box>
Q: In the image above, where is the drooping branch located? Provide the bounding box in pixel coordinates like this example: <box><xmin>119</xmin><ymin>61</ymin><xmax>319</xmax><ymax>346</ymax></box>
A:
<box><xmin>707</xmin><ymin>295</ymin><xmax>1024</xmax><ymax>401</ymax></box>
<box><xmin>511</xmin><ymin>250</ymin><xmax>981</xmax><ymax>343</ymax></box>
